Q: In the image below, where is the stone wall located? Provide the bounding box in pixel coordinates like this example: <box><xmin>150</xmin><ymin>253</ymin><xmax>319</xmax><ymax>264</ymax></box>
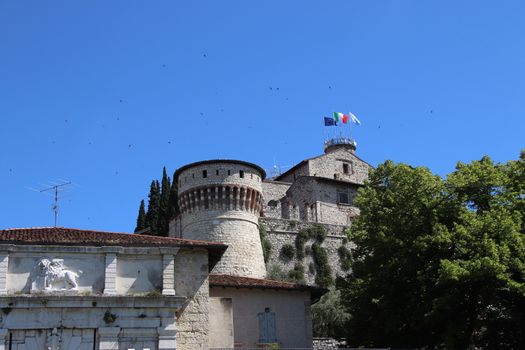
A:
<box><xmin>275</xmin><ymin>146</ymin><xmax>371</xmax><ymax>185</ymax></box>
<box><xmin>180</xmin><ymin>209</ymin><xmax>266</xmax><ymax>278</ymax></box>
<box><xmin>260</xmin><ymin>218</ymin><xmax>353</xmax><ymax>286</ymax></box>
<box><xmin>174</xmin><ymin>248</ymin><xmax>210</xmax><ymax>350</ymax></box>
<box><xmin>280</xmin><ymin>177</ymin><xmax>360</xmax><ymax>225</ymax></box>
<box><xmin>261</xmin><ymin>180</ymin><xmax>291</xmax><ymax>219</ymax></box>
<box><xmin>308</xmin><ymin>147</ymin><xmax>371</xmax><ymax>185</ymax></box>
<box><xmin>176</xmin><ymin>161</ymin><xmax>264</xmax><ymax>194</ymax></box>
<box><xmin>174</xmin><ymin>160</ymin><xmax>267</xmax><ymax>279</ymax></box>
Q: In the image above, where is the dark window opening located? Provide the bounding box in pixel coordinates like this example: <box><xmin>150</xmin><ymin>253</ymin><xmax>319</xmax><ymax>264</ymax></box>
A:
<box><xmin>216</xmin><ymin>169</ymin><xmax>219</xmax><ymax>176</ymax></box>
<box><xmin>240</xmin><ymin>170</ymin><xmax>244</xmax><ymax>178</ymax></box>
<box><xmin>268</xmin><ymin>200</ymin><xmax>278</xmax><ymax>208</ymax></box>
<box><xmin>338</xmin><ymin>192</ymin><xmax>349</xmax><ymax>204</ymax></box>
<box><xmin>228</xmin><ymin>170</ymin><xmax>231</xmax><ymax>175</ymax></box>
<box><xmin>202</xmin><ymin>170</ymin><xmax>207</xmax><ymax>178</ymax></box>
<box><xmin>334</xmin><ymin>174</ymin><xmax>337</xmax><ymax>179</ymax></box>
<box><xmin>343</xmin><ymin>163</ymin><xmax>349</xmax><ymax>174</ymax></box>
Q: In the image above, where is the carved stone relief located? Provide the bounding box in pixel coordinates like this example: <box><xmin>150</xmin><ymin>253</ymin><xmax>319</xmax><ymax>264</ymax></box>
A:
<box><xmin>35</xmin><ymin>258</ymin><xmax>81</xmax><ymax>291</ymax></box>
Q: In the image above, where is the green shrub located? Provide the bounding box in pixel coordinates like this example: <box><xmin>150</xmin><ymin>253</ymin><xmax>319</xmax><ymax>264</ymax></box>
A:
<box><xmin>288</xmin><ymin>263</ymin><xmax>305</xmax><ymax>284</ymax></box>
<box><xmin>280</xmin><ymin>244</ymin><xmax>295</xmax><ymax>260</ymax></box>
<box><xmin>267</xmin><ymin>264</ymin><xmax>288</xmax><ymax>281</ymax></box>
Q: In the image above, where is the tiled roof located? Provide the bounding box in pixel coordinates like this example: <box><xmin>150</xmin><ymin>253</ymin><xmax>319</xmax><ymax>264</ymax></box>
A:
<box><xmin>209</xmin><ymin>274</ymin><xmax>328</xmax><ymax>302</ymax></box>
<box><xmin>0</xmin><ymin>227</ymin><xmax>226</xmax><ymax>249</ymax></box>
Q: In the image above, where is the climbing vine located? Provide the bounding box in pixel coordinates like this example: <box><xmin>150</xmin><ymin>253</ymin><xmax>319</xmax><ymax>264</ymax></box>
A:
<box><xmin>259</xmin><ymin>225</ymin><xmax>272</xmax><ymax>263</ymax></box>
<box><xmin>338</xmin><ymin>245</ymin><xmax>352</xmax><ymax>272</ymax></box>
<box><xmin>295</xmin><ymin>224</ymin><xmax>327</xmax><ymax>260</ymax></box>
<box><xmin>312</xmin><ymin>243</ymin><xmax>333</xmax><ymax>287</ymax></box>
<box><xmin>280</xmin><ymin>244</ymin><xmax>295</xmax><ymax>260</ymax></box>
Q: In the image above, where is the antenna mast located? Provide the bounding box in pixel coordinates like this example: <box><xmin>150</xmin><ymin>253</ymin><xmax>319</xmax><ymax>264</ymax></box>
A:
<box><xmin>39</xmin><ymin>181</ymin><xmax>72</xmax><ymax>227</ymax></box>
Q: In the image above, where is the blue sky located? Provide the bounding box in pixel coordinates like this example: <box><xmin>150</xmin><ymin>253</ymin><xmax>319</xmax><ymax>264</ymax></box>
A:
<box><xmin>1</xmin><ymin>0</ymin><xmax>524</xmax><ymax>232</ymax></box>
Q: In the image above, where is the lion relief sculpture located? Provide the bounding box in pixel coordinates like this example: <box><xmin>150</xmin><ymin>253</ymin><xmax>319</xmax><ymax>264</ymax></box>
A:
<box><xmin>38</xmin><ymin>258</ymin><xmax>81</xmax><ymax>291</ymax></box>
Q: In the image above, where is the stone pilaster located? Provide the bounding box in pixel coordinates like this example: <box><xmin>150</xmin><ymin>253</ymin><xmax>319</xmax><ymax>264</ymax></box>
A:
<box><xmin>104</xmin><ymin>253</ymin><xmax>117</xmax><ymax>295</ymax></box>
<box><xmin>0</xmin><ymin>253</ymin><xmax>7</xmax><ymax>295</ymax></box>
<box><xmin>162</xmin><ymin>252</ymin><xmax>178</xmax><ymax>296</ymax></box>
<box><xmin>98</xmin><ymin>327</ymin><xmax>120</xmax><ymax>350</ymax></box>
<box><xmin>0</xmin><ymin>329</ymin><xmax>8</xmax><ymax>350</ymax></box>
<box><xmin>0</xmin><ymin>252</ymin><xmax>9</xmax><ymax>295</ymax></box>
<box><xmin>158</xmin><ymin>319</ymin><xmax>177</xmax><ymax>350</ymax></box>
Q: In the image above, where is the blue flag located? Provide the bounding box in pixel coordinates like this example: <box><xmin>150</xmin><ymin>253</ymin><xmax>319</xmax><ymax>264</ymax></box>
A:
<box><xmin>324</xmin><ymin>117</ymin><xmax>336</xmax><ymax>126</ymax></box>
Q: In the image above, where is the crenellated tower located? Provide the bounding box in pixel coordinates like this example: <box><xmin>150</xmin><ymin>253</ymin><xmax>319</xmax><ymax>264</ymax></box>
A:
<box><xmin>171</xmin><ymin>160</ymin><xmax>266</xmax><ymax>278</ymax></box>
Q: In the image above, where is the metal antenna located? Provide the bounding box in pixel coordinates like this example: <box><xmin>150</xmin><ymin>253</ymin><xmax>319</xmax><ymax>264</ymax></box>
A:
<box><xmin>37</xmin><ymin>181</ymin><xmax>72</xmax><ymax>227</ymax></box>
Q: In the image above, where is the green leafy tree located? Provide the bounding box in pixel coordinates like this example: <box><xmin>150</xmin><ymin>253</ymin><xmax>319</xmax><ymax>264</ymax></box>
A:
<box><xmin>340</xmin><ymin>154</ymin><xmax>525</xmax><ymax>348</ymax></box>
<box><xmin>134</xmin><ymin>200</ymin><xmax>146</xmax><ymax>232</ymax></box>
<box><xmin>312</xmin><ymin>288</ymin><xmax>350</xmax><ymax>338</ymax></box>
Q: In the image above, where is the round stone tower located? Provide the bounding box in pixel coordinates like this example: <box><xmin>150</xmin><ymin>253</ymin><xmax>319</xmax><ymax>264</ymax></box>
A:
<box><xmin>173</xmin><ymin>160</ymin><xmax>266</xmax><ymax>278</ymax></box>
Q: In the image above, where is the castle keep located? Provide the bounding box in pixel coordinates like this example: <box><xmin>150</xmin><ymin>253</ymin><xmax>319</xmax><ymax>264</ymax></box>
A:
<box><xmin>171</xmin><ymin>137</ymin><xmax>371</xmax><ymax>284</ymax></box>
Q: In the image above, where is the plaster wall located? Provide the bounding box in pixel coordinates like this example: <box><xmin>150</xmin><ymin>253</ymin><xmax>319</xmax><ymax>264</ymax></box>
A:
<box><xmin>116</xmin><ymin>255</ymin><xmax>162</xmax><ymax>294</ymax></box>
<box><xmin>209</xmin><ymin>287</ymin><xmax>313</xmax><ymax>349</ymax></box>
<box><xmin>7</xmin><ymin>252</ymin><xmax>105</xmax><ymax>294</ymax></box>
<box><xmin>209</xmin><ymin>297</ymin><xmax>234</xmax><ymax>348</ymax></box>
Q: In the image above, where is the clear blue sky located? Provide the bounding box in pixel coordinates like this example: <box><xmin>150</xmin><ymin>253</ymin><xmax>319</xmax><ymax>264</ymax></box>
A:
<box><xmin>1</xmin><ymin>1</ymin><xmax>524</xmax><ymax>232</ymax></box>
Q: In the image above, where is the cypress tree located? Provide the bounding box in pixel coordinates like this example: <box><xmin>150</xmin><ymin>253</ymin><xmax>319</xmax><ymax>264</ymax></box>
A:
<box><xmin>145</xmin><ymin>180</ymin><xmax>161</xmax><ymax>235</ymax></box>
<box><xmin>134</xmin><ymin>200</ymin><xmax>147</xmax><ymax>233</ymax></box>
<box><xmin>158</xmin><ymin>167</ymin><xmax>171</xmax><ymax>236</ymax></box>
<box><xmin>168</xmin><ymin>172</ymin><xmax>179</xmax><ymax>220</ymax></box>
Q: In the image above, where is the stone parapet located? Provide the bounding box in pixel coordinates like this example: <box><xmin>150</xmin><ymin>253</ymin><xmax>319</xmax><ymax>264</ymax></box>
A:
<box><xmin>260</xmin><ymin>217</ymin><xmax>348</xmax><ymax>237</ymax></box>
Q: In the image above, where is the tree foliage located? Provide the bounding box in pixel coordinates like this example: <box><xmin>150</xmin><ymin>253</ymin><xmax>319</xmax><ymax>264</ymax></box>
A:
<box><xmin>340</xmin><ymin>152</ymin><xmax>525</xmax><ymax>348</ymax></box>
<box><xmin>134</xmin><ymin>200</ymin><xmax>147</xmax><ymax>233</ymax></box>
<box><xmin>312</xmin><ymin>288</ymin><xmax>351</xmax><ymax>338</ymax></box>
<box><xmin>134</xmin><ymin>167</ymin><xmax>179</xmax><ymax>236</ymax></box>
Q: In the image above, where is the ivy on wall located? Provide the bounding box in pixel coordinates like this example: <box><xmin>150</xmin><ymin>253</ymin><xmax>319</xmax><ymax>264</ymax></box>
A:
<box><xmin>262</xmin><ymin>222</ymin><xmax>351</xmax><ymax>288</ymax></box>
<box><xmin>312</xmin><ymin>243</ymin><xmax>333</xmax><ymax>287</ymax></box>
<box><xmin>280</xmin><ymin>244</ymin><xmax>295</xmax><ymax>260</ymax></box>
<box><xmin>338</xmin><ymin>245</ymin><xmax>352</xmax><ymax>271</ymax></box>
<box><xmin>259</xmin><ymin>225</ymin><xmax>272</xmax><ymax>263</ymax></box>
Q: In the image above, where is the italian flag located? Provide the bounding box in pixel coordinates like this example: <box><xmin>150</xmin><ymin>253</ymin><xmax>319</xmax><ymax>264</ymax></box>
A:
<box><xmin>333</xmin><ymin>112</ymin><xmax>349</xmax><ymax>124</ymax></box>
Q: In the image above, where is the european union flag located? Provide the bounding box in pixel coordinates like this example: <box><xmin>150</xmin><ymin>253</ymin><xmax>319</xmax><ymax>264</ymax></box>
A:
<box><xmin>324</xmin><ymin>117</ymin><xmax>336</xmax><ymax>126</ymax></box>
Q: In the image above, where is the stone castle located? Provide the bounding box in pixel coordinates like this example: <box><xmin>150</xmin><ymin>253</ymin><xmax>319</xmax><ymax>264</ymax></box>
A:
<box><xmin>170</xmin><ymin>137</ymin><xmax>371</xmax><ymax>285</ymax></box>
<box><xmin>0</xmin><ymin>137</ymin><xmax>370</xmax><ymax>350</ymax></box>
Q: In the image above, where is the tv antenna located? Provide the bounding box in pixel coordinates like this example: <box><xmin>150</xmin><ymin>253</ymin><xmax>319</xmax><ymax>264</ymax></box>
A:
<box><xmin>28</xmin><ymin>180</ymin><xmax>72</xmax><ymax>227</ymax></box>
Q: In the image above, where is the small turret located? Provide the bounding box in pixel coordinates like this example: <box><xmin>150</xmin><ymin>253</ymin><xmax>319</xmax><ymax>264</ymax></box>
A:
<box><xmin>173</xmin><ymin>160</ymin><xmax>267</xmax><ymax>278</ymax></box>
<box><xmin>324</xmin><ymin>137</ymin><xmax>357</xmax><ymax>154</ymax></box>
